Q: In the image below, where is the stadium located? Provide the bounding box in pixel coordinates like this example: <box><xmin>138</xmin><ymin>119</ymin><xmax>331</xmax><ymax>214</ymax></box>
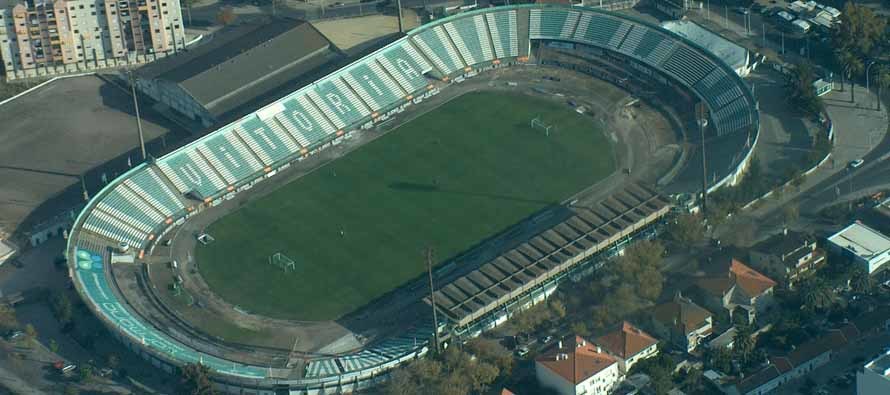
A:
<box><xmin>65</xmin><ymin>4</ymin><xmax>759</xmax><ymax>394</ymax></box>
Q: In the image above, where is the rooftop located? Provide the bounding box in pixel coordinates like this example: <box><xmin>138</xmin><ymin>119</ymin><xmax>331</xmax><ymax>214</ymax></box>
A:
<box><xmin>536</xmin><ymin>335</ymin><xmax>617</xmax><ymax>384</ymax></box>
<box><xmin>652</xmin><ymin>295</ymin><xmax>712</xmax><ymax>335</ymax></box>
<box><xmin>136</xmin><ymin>18</ymin><xmax>334</xmax><ymax>118</ymax></box>
<box><xmin>751</xmin><ymin>230</ymin><xmax>814</xmax><ymax>256</ymax></box>
<box><xmin>593</xmin><ymin>321</ymin><xmax>658</xmax><ymax>359</ymax></box>
<box><xmin>697</xmin><ymin>258</ymin><xmax>776</xmax><ymax>299</ymax></box>
<box><xmin>827</xmin><ymin>222</ymin><xmax>890</xmax><ymax>260</ymax></box>
<box><xmin>660</xmin><ymin>20</ymin><xmax>748</xmax><ymax>73</ymax></box>
<box><xmin>866</xmin><ymin>352</ymin><xmax>890</xmax><ymax>377</ymax></box>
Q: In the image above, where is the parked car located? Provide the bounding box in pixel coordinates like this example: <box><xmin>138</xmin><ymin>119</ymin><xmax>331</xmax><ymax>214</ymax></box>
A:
<box><xmin>849</xmin><ymin>159</ymin><xmax>865</xmax><ymax>168</ymax></box>
<box><xmin>516</xmin><ymin>346</ymin><xmax>530</xmax><ymax>357</ymax></box>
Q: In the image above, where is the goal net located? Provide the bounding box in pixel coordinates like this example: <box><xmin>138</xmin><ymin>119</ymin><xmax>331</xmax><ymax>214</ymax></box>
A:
<box><xmin>530</xmin><ymin>117</ymin><xmax>555</xmax><ymax>136</ymax></box>
<box><xmin>269</xmin><ymin>252</ymin><xmax>296</xmax><ymax>273</ymax></box>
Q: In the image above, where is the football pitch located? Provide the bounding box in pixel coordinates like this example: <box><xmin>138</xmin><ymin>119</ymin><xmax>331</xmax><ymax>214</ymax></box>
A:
<box><xmin>196</xmin><ymin>91</ymin><xmax>615</xmax><ymax>321</ymax></box>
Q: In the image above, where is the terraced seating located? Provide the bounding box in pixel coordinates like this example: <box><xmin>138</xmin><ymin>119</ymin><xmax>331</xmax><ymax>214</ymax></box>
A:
<box><xmin>158</xmin><ymin>150</ymin><xmax>227</xmax><ymax>198</ymax></box>
<box><xmin>486</xmin><ymin>10</ymin><xmax>519</xmax><ymax>58</ymax></box>
<box><xmin>305</xmin><ymin>359</ymin><xmax>341</xmax><ymax>378</ymax></box>
<box><xmin>632</xmin><ymin>29</ymin><xmax>675</xmax><ymax>66</ymax></box>
<box><xmin>370</xmin><ymin>336</ymin><xmax>423</xmax><ymax>358</ymax></box>
<box><xmin>472</xmin><ymin>15</ymin><xmax>494</xmax><ymax>61</ymax></box>
<box><xmin>376</xmin><ymin>42</ymin><xmax>432</xmax><ymax>94</ymax></box>
<box><xmin>278</xmin><ymin>96</ymin><xmax>337</xmax><ymax>144</ymax></box>
<box><xmin>342</xmin><ymin>62</ymin><xmax>404</xmax><ymax>112</ymax></box>
<box><xmin>95</xmin><ymin>202</ymin><xmax>154</xmax><ymax>234</ymax></box>
<box><xmin>444</xmin><ymin>15</ymin><xmax>493</xmax><ymax>65</ymax></box>
<box><xmin>573</xmin><ymin>13</ymin><xmax>629</xmax><ymax>50</ymax></box>
<box><xmin>530</xmin><ymin>8</ymin><xmax>577</xmax><ymax>39</ymax></box>
<box><xmin>712</xmin><ymin>96</ymin><xmax>751</xmax><ymax>135</ymax></box>
<box><xmin>413</xmin><ymin>26</ymin><xmax>464</xmax><ymax>75</ymax></box>
<box><xmin>99</xmin><ymin>187</ymin><xmax>165</xmax><ymax>232</ymax></box>
<box><xmin>694</xmin><ymin>68</ymin><xmax>743</xmax><ymax>109</ymax></box>
<box><xmin>83</xmin><ymin>210</ymin><xmax>147</xmax><ymax>248</ymax></box>
<box><xmin>661</xmin><ymin>46</ymin><xmax>714</xmax><ymax>87</ymax></box>
<box><xmin>338</xmin><ymin>350</ymin><xmax>391</xmax><ymax>373</ymax></box>
<box><xmin>124</xmin><ymin>168</ymin><xmax>184</xmax><ymax>216</ymax></box>
<box><xmin>311</xmin><ymin>79</ymin><xmax>371</xmax><ymax>127</ymax></box>
<box><xmin>240</xmin><ymin>116</ymin><xmax>301</xmax><ymax>163</ymax></box>
<box><xmin>196</xmin><ymin>132</ymin><xmax>264</xmax><ymax>184</ymax></box>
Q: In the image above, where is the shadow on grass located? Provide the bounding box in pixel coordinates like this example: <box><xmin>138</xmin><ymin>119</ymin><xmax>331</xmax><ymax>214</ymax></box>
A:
<box><xmin>387</xmin><ymin>181</ymin><xmax>555</xmax><ymax>205</ymax></box>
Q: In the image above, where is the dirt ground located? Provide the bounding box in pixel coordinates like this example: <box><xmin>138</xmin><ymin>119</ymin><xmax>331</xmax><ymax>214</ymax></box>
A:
<box><xmin>312</xmin><ymin>13</ymin><xmax>420</xmax><ymax>51</ymax></box>
<box><xmin>124</xmin><ymin>63</ymin><xmax>682</xmax><ymax>370</ymax></box>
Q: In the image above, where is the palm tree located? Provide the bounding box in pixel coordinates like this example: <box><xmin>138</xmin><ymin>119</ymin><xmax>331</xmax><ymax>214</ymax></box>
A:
<box><xmin>837</xmin><ymin>48</ymin><xmax>864</xmax><ymax>102</ymax></box>
<box><xmin>800</xmin><ymin>277</ymin><xmax>834</xmax><ymax>311</ymax></box>
<box><xmin>849</xmin><ymin>266</ymin><xmax>873</xmax><ymax>295</ymax></box>
<box><xmin>733</xmin><ymin>324</ymin><xmax>755</xmax><ymax>366</ymax></box>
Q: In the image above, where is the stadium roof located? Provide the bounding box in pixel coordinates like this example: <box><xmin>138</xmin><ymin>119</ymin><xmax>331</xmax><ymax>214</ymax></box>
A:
<box><xmin>429</xmin><ymin>185</ymin><xmax>671</xmax><ymax>326</ymax></box>
<box><xmin>661</xmin><ymin>20</ymin><xmax>748</xmax><ymax>75</ymax></box>
<box><xmin>137</xmin><ymin>18</ymin><xmax>334</xmax><ymax>118</ymax></box>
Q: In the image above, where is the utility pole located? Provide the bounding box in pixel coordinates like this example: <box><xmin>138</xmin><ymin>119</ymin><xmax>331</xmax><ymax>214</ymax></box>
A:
<box><xmin>128</xmin><ymin>69</ymin><xmax>147</xmax><ymax>161</ymax></box>
<box><xmin>426</xmin><ymin>247</ymin><xmax>441</xmax><ymax>353</ymax></box>
<box><xmin>698</xmin><ymin>103</ymin><xmax>708</xmax><ymax>216</ymax></box>
<box><xmin>396</xmin><ymin>0</ymin><xmax>404</xmax><ymax>33</ymax></box>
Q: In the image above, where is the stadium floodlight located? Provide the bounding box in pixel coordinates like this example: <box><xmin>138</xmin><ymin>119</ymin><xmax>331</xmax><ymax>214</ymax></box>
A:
<box><xmin>530</xmin><ymin>117</ymin><xmax>554</xmax><ymax>136</ymax></box>
<box><xmin>269</xmin><ymin>252</ymin><xmax>296</xmax><ymax>273</ymax></box>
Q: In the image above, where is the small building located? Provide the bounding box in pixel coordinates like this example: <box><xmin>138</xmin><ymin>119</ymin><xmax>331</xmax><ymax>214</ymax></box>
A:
<box><xmin>593</xmin><ymin>321</ymin><xmax>659</xmax><ymax>373</ymax></box>
<box><xmin>750</xmin><ymin>230</ymin><xmax>825</xmax><ymax>288</ymax></box>
<box><xmin>859</xmin><ymin>351</ymin><xmax>890</xmax><ymax>395</ymax></box>
<box><xmin>651</xmin><ymin>294</ymin><xmax>713</xmax><ymax>353</ymax></box>
<box><xmin>706</xmin><ymin>326</ymin><xmax>736</xmax><ymax>350</ymax></box>
<box><xmin>535</xmin><ymin>335</ymin><xmax>622</xmax><ymax>395</ymax></box>
<box><xmin>661</xmin><ymin>20</ymin><xmax>750</xmax><ymax>77</ymax></box>
<box><xmin>650</xmin><ymin>0</ymin><xmax>702</xmax><ymax>18</ymax></box>
<box><xmin>695</xmin><ymin>258</ymin><xmax>777</xmax><ymax>324</ymax></box>
<box><xmin>135</xmin><ymin>18</ymin><xmax>338</xmax><ymax>127</ymax></box>
<box><xmin>827</xmin><ymin>222</ymin><xmax>890</xmax><ymax>275</ymax></box>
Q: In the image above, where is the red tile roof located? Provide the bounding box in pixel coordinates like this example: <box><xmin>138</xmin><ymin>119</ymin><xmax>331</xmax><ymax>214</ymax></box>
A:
<box><xmin>652</xmin><ymin>296</ymin><xmax>712</xmax><ymax>336</ymax></box>
<box><xmin>730</xmin><ymin>259</ymin><xmax>777</xmax><ymax>297</ymax></box>
<box><xmin>594</xmin><ymin>321</ymin><xmax>658</xmax><ymax>359</ymax></box>
<box><xmin>536</xmin><ymin>335</ymin><xmax>618</xmax><ymax>384</ymax></box>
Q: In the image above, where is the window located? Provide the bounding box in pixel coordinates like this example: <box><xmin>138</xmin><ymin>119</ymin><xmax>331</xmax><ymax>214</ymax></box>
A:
<box><xmin>91</xmin><ymin>11</ymin><xmax>95</xmax><ymax>15</ymax></box>
<box><xmin>78</xmin><ymin>5</ymin><xmax>84</xmax><ymax>9</ymax></box>
<box><xmin>73</xmin><ymin>29</ymin><xmax>78</xmax><ymax>33</ymax></box>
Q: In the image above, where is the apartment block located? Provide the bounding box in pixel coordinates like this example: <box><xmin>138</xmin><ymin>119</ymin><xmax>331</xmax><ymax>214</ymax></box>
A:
<box><xmin>0</xmin><ymin>0</ymin><xmax>185</xmax><ymax>80</ymax></box>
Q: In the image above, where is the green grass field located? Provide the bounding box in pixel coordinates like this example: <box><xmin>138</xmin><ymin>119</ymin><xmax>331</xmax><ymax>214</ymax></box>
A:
<box><xmin>196</xmin><ymin>91</ymin><xmax>615</xmax><ymax>321</ymax></box>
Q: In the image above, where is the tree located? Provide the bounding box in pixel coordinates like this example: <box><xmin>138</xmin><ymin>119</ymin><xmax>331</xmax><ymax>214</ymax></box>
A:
<box><xmin>549</xmin><ymin>298</ymin><xmax>566</xmax><ymax>319</ymax></box>
<box><xmin>834</xmin><ymin>3</ymin><xmax>887</xmax><ymax>59</ymax></box>
<box><xmin>107</xmin><ymin>354</ymin><xmax>120</xmax><ymax>371</ymax></box>
<box><xmin>464</xmin><ymin>338</ymin><xmax>513</xmax><ymax>377</ymax></box>
<box><xmin>216</xmin><ymin>7</ymin><xmax>236</xmax><ymax>26</ymax></box>
<box><xmin>782</xmin><ymin>204</ymin><xmax>800</xmax><ymax>226</ymax></box>
<box><xmin>800</xmin><ymin>277</ymin><xmax>834</xmax><ymax>311</ymax></box>
<box><xmin>733</xmin><ymin>324</ymin><xmax>756</xmax><ymax>367</ymax></box>
<box><xmin>63</xmin><ymin>385</ymin><xmax>79</xmax><ymax>395</ymax></box>
<box><xmin>51</xmin><ymin>292</ymin><xmax>73</xmax><ymax>327</ymax></box>
<box><xmin>179</xmin><ymin>363</ymin><xmax>215</xmax><ymax>395</ymax></box>
<box><xmin>680</xmin><ymin>367</ymin><xmax>704</xmax><ymax>392</ymax></box>
<box><xmin>613</xmin><ymin>241</ymin><xmax>665</xmax><ymax>302</ymax></box>
<box><xmin>874</xmin><ymin>64</ymin><xmax>890</xmax><ymax>111</ymax></box>
<box><xmin>836</xmin><ymin>48</ymin><xmax>864</xmax><ymax>102</ymax></box>
<box><xmin>786</xmin><ymin>62</ymin><xmax>825</xmax><ymax>116</ymax></box>
<box><xmin>705</xmin><ymin>347</ymin><xmax>733</xmax><ymax>373</ymax></box>
<box><xmin>849</xmin><ymin>266</ymin><xmax>873</xmax><ymax>295</ymax></box>
<box><xmin>0</xmin><ymin>304</ymin><xmax>18</xmax><ymax>332</ymax></box>
<box><xmin>24</xmin><ymin>324</ymin><xmax>37</xmax><ymax>343</ymax></box>
<box><xmin>49</xmin><ymin>339</ymin><xmax>59</xmax><ymax>353</ymax></box>
<box><xmin>668</xmin><ymin>213</ymin><xmax>705</xmax><ymax>247</ymax></box>
<box><xmin>78</xmin><ymin>364</ymin><xmax>93</xmax><ymax>383</ymax></box>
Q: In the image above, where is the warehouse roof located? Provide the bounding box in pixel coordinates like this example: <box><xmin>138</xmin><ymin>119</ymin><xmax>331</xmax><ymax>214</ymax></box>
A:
<box><xmin>137</xmin><ymin>18</ymin><xmax>334</xmax><ymax>117</ymax></box>
<box><xmin>827</xmin><ymin>222</ymin><xmax>890</xmax><ymax>260</ymax></box>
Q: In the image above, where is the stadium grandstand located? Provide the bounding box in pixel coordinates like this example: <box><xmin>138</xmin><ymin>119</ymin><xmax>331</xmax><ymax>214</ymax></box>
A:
<box><xmin>67</xmin><ymin>4</ymin><xmax>759</xmax><ymax>393</ymax></box>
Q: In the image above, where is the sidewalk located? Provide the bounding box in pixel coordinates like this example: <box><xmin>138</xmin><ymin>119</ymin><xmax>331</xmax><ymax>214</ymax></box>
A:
<box><xmin>739</xmin><ymin>86</ymin><xmax>887</xmax><ymax>229</ymax></box>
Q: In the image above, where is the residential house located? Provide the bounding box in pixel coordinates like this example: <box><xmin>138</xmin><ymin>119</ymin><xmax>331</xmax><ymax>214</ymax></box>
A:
<box><xmin>749</xmin><ymin>230</ymin><xmax>825</xmax><ymax>288</ymax></box>
<box><xmin>732</xmin><ymin>327</ymin><xmax>857</xmax><ymax>395</ymax></box>
<box><xmin>651</xmin><ymin>294</ymin><xmax>713</xmax><ymax>353</ymax></box>
<box><xmin>695</xmin><ymin>258</ymin><xmax>777</xmax><ymax>324</ymax></box>
<box><xmin>593</xmin><ymin>321</ymin><xmax>659</xmax><ymax>373</ymax></box>
<box><xmin>535</xmin><ymin>335</ymin><xmax>622</xmax><ymax>395</ymax></box>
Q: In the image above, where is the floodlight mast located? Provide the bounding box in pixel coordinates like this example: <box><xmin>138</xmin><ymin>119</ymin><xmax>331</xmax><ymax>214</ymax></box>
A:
<box><xmin>426</xmin><ymin>247</ymin><xmax>441</xmax><ymax>353</ymax></box>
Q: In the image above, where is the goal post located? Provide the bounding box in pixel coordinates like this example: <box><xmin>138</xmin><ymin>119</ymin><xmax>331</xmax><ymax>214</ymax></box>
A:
<box><xmin>269</xmin><ymin>252</ymin><xmax>296</xmax><ymax>273</ymax></box>
<box><xmin>530</xmin><ymin>117</ymin><xmax>555</xmax><ymax>136</ymax></box>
